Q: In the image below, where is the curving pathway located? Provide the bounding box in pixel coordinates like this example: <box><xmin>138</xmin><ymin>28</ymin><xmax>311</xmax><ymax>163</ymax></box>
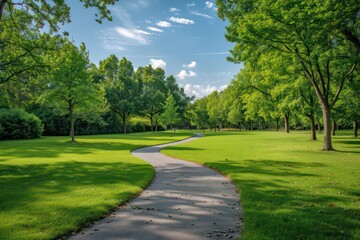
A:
<box><xmin>69</xmin><ymin>134</ymin><xmax>242</xmax><ymax>240</ymax></box>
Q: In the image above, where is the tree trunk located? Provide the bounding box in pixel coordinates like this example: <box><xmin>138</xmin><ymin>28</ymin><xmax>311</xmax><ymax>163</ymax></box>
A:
<box><xmin>150</xmin><ymin>116</ymin><xmax>153</xmax><ymax>132</ymax></box>
<box><xmin>318</xmin><ymin>121</ymin><xmax>321</xmax><ymax>133</ymax></box>
<box><xmin>354</xmin><ymin>120</ymin><xmax>358</xmax><ymax>138</ymax></box>
<box><xmin>250</xmin><ymin>120</ymin><xmax>253</xmax><ymax>130</ymax></box>
<box><xmin>284</xmin><ymin>114</ymin><xmax>289</xmax><ymax>133</ymax></box>
<box><xmin>122</xmin><ymin>115</ymin><xmax>127</xmax><ymax>134</ymax></box>
<box><xmin>276</xmin><ymin>118</ymin><xmax>280</xmax><ymax>131</ymax></box>
<box><xmin>70</xmin><ymin>117</ymin><xmax>75</xmax><ymax>142</ymax></box>
<box><xmin>309</xmin><ymin>114</ymin><xmax>317</xmax><ymax>140</ymax></box>
<box><xmin>322</xmin><ymin>106</ymin><xmax>333</xmax><ymax>150</ymax></box>
<box><xmin>332</xmin><ymin>120</ymin><xmax>336</xmax><ymax>136</ymax></box>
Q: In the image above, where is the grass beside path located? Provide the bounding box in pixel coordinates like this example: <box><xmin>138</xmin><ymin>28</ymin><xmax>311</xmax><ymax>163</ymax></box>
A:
<box><xmin>162</xmin><ymin>131</ymin><xmax>360</xmax><ymax>240</ymax></box>
<box><xmin>0</xmin><ymin>131</ymin><xmax>192</xmax><ymax>240</ymax></box>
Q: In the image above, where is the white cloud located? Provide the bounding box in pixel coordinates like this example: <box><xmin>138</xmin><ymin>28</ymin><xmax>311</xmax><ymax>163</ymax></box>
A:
<box><xmin>190</xmin><ymin>11</ymin><xmax>213</xmax><ymax>19</ymax></box>
<box><xmin>115</xmin><ymin>27</ymin><xmax>151</xmax><ymax>45</ymax></box>
<box><xmin>149</xmin><ymin>59</ymin><xmax>167</xmax><ymax>69</ymax></box>
<box><xmin>220</xmin><ymin>84</ymin><xmax>228</xmax><ymax>91</ymax></box>
<box><xmin>147</xmin><ymin>26</ymin><xmax>164</xmax><ymax>32</ymax></box>
<box><xmin>177</xmin><ymin>70</ymin><xmax>197</xmax><ymax>80</ymax></box>
<box><xmin>145</xmin><ymin>20</ymin><xmax>152</xmax><ymax>24</ymax></box>
<box><xmin>187</xmin><ymin>2</ymin><xmax>196</xmax><ymax>7</ymax></box>
<box><xmin>205</xmin><ymin>1</ymin><xmax>218</xmax><ymax>11</ymax></box>
<box><xmin>183</xmin><ymin>61</ymin><xmax>197</xmax><ymax>68</ymax></box>
<box><xmin>169</xmin><ymin>16</ymin><xmax>194</xmax><ymax>25</ymax></box>
<box><xmin>184</xmin><ymin>84</ymin><xmax>219</xmax><ymax>99</ymax></box>
<box><xmin>169</xmin><ymin>7</ymin><xmax>179</xmax><ymax>12</ymax></box>
<box><xmin>156</xmin><ymin>21</ymin><xmax>172</xmax><ymax>28</ymax></box>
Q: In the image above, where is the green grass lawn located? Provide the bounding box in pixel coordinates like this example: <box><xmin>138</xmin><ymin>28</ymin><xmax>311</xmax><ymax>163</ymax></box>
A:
<box><xmin>162</xmin><ymin>131</ymin><xmax>360</xmax><ymax>240</ymax></box>
<box><xmin>0</xmin><ymin>131</ymin><xmax>192</xmax><ymax>240</ymax></box>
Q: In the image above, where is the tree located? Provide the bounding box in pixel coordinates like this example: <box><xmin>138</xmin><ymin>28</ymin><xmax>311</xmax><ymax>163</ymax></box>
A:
<box><xmin>39</xmin><ymin>41</ymin><xmax>107</xmax><ymax>142</ymax></box>
<box><xmin>217</xmin><ymin>0</ymin><xmax>359</xmax><ymax>150</ymax></box>
<box><xmin>0</xmin><ymin>0</ymin><xmax>117</xmax><ymax>85</ymax></box>
<box><xmin>193</xmin><ymin>97</ymin><xmax>209</xmax><ymax>131</ymax></box>
<box><xmin>137</xmin><ymin>66</ymin><xmax>166</xmax><ymax>131</ymax></box>
<box><xmin>99</xmin><ymin>54</ymin><xmax>120</xmax><ymax>86</ymax></box>
<box><xmin>0</xmin><ymin>0</ymin><xmax>117</xmax><ymax>29</ymax></box>
<box><xmin>105</xmin><ymin>57</ymin><xmax>138</xmax><ymax>134</ymax></box>
<box><xmin>161</xmin><ymin>93</ymin><xmax>179</xmax><ymax>132</ymax></box>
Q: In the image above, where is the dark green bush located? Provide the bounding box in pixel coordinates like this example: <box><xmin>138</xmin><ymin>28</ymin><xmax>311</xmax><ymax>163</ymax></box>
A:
<box><xmin>0</xmin><ymin>108</ymin><xmax>43</xmax><ymax>140</ymax></box>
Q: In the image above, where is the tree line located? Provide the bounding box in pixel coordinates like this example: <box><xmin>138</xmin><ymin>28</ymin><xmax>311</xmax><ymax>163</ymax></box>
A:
<box><xmin>213</xmin><ymin>0</ymin><xmax>359</xmax><ymax>150</ymax></box>
<box><xmin>0</xmin><ymin>1</ymin><xmax>191</xmax><ymax>141</ymax></box>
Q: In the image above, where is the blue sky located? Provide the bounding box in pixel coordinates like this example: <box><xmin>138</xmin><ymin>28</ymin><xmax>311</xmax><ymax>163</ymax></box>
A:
<box><xmin>63</xmin><ymin>0</ymin><xmax>242</xmax><ymax>99</ymax></box>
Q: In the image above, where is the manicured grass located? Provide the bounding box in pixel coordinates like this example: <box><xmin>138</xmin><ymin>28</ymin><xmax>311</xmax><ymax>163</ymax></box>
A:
<box><xmin>0</xmin><ymin>131</ymin><xmax>192</xmax><ymax>240</ymax></box>
<box><xmin>162</xmin><ymin>131</ymin><xmax>360</xmax><ymax>240</ymax></box>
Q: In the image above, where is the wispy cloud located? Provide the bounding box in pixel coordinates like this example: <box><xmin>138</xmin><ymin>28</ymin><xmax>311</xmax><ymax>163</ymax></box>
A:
<box><xmin>187</xmin><ymin>2</ymin><xmax>196</xmax><ymax>7</ymax></box>
<box><xmin>169</xmin><ymin>7</ymin><xmax>179</xmax><ymax>12</ymax></box>
<box><xmin>126</xmin><ymin>0</ymin><xmax>151</xmax><ymax>9</ymax></box>
<box><xmin>169</xmin><ymin>16</ymin><xmax>194</xmax><ymax>25</ymax></box>
<box><xmin>156</xmin><ymin>21</ymin><xmax>172</xmax><ymax>28</ymax></box>
<box><xmin>147</xmin><ymin>27</ymin><xmax>164</xmax><ymax>32</ymax></box>
<box><xmin>195</xmin><ymin>51</ymin><xmax>230</xmax><ymax>55</ymax></box>
<box><xmin>149</xmin><ymin>59</ymin><xmax>167</xmax><ymax>69</ymax></box>
<box><xmin>190</xmin><ymin>11</ymin><xmax>213</xmax><ymax>19</ymax></box>
<box><xmin>115</xmin><ymin>27</ymin><xmax>151</xmax><ymax>45</ymax></box>
<box><xmin>177</xmin><ymin>70</ymin><xmax>197</xmax><ymax>80</ymax></box>
<box><xmin>183</xmin><ymin>61</ymin><xmax>197</xmax><ymax>68</ymax></box>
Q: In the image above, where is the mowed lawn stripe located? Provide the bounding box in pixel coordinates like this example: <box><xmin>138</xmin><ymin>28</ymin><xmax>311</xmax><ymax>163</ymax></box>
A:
<box><xmin>162</xmin><ymin>131</ymin><xmax>360</xmax><ymax>240</ymax></box>
<box><xmin>0</xmin><ymin>132</ymin><xmax>192</xmax><ymax>240</ymax></box>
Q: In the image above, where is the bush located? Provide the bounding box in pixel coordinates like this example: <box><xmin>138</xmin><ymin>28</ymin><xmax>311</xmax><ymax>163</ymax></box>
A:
<box><xmin>0</xmin><ymin>108</ymin><xmax>43</xmax><ymax>140</ymax></box>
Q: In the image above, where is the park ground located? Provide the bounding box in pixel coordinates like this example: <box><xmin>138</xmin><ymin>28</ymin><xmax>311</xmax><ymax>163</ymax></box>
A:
<box><xmin>0</xmin><ymin>130</ymin><xmax>359</xmax><ymax>239</ymax></box>
<box><xmin>163</xmin><ymin>130</ymin><xmax>360</xmax><ymax>240</ymax></box>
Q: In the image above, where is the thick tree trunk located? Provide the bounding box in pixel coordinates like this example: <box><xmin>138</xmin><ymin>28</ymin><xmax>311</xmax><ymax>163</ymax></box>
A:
<box><xmin>332</xmin><ymin>121</ymin><xmax>336</xmax><ymax>136</ymax></box>
<box><xmin>322</xmin><ymin>106</ymin><xmax>333</xmax><ymax>150</ymax></box>
<box><xmin>354</xmin><ymin>120</ymin><xmax>358</xmax><ymax>138</ymax></box>
<box><xmin>309</xmin><ymin>115</ymin><xmax>317</xmax><ymax>140</ymax></box>
<box><xmin>284</xmin><ymin>114</ymin><xmax>289</xmax><ymax>133</ymax></box>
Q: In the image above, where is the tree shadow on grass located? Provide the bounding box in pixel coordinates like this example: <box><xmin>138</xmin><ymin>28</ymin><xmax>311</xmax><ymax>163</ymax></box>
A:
<box><xmin>0</xmin><ymin>160</ymin><xmax>154</xmax><ymax>239</ymax></box>
<box><xmin>203</xmin><ymin>159</ymin><xmax>359</xmax><ymax>239</ymax></box>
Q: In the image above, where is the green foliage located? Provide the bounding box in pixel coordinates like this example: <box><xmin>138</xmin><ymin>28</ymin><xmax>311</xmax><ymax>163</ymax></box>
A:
<box><xmin>163</xmin><ymin>131</ymin><xmax>360</xmax><ymax>239</ymax></box>
<box><xmin>39</xmin><ymin>41</ymin><xmax>107</xmax><ymax>141</ymax></box>
<box><xmin>161</xmin><ymin>93</ymin><xmax>180</xmax><ymax>130</ymax></box>
<box><xmin>0</xmin><ymin>108</ymin><xmax>43</xmax><ymax>140</ymax></box>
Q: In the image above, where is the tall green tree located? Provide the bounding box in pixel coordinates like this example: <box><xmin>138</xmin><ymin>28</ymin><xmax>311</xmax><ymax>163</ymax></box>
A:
<box><xmin>39</xmin><ymin>41</ymin><xmax>107</xmax><ymax>142</ymax></box>
<box><xmin>161</xmin><ymin>93</ymin><xmax>179</xmax><ymax>132</ymax></box>
<box><xmin>137</xmin><ymin>66</ymin><xmax>166</xmax><ymax>131</ymax></box>
<box><xmin>217</xmin><ymin>0</ymin><xmax>359</xmax><ymax>150</ymax></box>
<box><xmin>105</xmin><ymin>57</ymin><xmax>138</xmax><ymax>134</ymax></box>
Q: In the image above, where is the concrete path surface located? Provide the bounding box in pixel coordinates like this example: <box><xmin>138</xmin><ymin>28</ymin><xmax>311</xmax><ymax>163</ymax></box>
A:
<box><xmin>69</xmin><ymin>134</ymin><xmax>242</xmax><ymax>240</ymax></box>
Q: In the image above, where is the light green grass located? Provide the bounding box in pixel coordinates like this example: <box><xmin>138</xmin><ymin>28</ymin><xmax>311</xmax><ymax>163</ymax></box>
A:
<box><xmin>162</xmin><ymin>131</ymin><xmax>360</xmax><ymax>240</ymax></box>
<box><xmin>0</xmin><ymin>131</ymin><xmax>192</xmax><ymax>240</ymax></box>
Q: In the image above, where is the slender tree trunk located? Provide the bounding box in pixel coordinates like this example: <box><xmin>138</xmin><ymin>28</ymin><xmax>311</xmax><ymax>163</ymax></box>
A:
<box><xmin>309</xmin><ymin>114</ymin><xmax>317</xmax><ymax>140</ymax></box>
<box><xmin>250</xmin><ymin>120</ymin><xmax>253</xmax><ymax>130</ymax></box>
<box><xmin>284</xmin><ymin>114</ymin><xmax>289</xmax><ymax>133</ymax></box>
<box><xmin>150</xmin><ymin>116</ymin><xmax>153</xmax><ymax>132</ymax></box>
<box><xmin>321</xmin><ymin>106</ymin><xmax>333</xmax><ymax>150</ymax></box>
<box><xmin>332</xmin><ymin>120</ymin><xmax>336</xmax><ymax>136</ymax></box>
<box><xmin>122</xmin><ymin>115</ymin><xmax>126</xmax><ymax>134</ymax></box>
<box><xmin>354</xmin><ymin>120</ymin><xmax>358</xmax><ymax>138</ymax></box>
<box><xmin>276</xmin><ymin>118</ymin><xmax>280</xmax><ymax>131</ymax></box>
<box><xmin>69</xmin><ymin>103</ymin><xmax>76</xmax><ymax>142</ymax></box>
<box><xmin>318</xmin><ymin>121</ymin><xmax>321</xmax><ymax>133</ymax></box>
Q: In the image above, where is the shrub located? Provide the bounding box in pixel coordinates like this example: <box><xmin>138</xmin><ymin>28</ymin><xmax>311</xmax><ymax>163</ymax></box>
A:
<box><xmin>0</xmin><ymin>108</ymin><xmax>43</xmax><ymax>140</ymax></box>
